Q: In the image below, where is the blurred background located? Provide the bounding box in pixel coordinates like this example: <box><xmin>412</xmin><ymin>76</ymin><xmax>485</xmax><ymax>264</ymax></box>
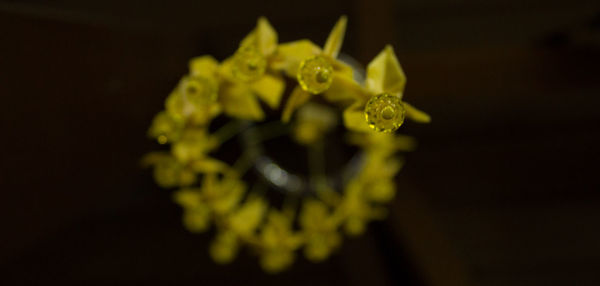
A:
<box><xmin>1</xmin><ymin>0</ymin><xmax>600</xmax><ymax>285</ymax></box>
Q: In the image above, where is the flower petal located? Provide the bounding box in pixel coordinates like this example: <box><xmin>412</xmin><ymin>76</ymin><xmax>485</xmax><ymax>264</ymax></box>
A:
<box><xmin>366</xmin><ymin>45</ymin><xmax>406</xmax><ymax>95</ymax></box>
<box><xmin>323</xmin><ymin>16</ymin><xmax>347</xmax><ymax>58</ymax></box>
<box><xmin>229</xmin><ymin>196</ymin><xmax>267</xmax><ymax>236</ymax></box>
<box><xmin>256</xmin><ymin>17</ymin><xmax>278</xmax><ymax>56</ymax></box>
<box><xmin>210</xmin><ymin>230</ymin><xmax>239</xmax><ymax>264</ymax></box>
<box><xmin>189</xmin><ymin>55</ymin><xmax>219</xmax><ymax>78</ymax></box>
<box><xmin>189</xmin><ymin>157</ymin><xmax>230</xmax><ymax>174</ymax></box>
<box><xmin>281</xmin><ymin>86</ymin><xmax>312</xmax><ymax>122</ymax></box>
<box><xmin>404</xmin><ymin>101</ymin><xmax>431</xmax><ymax>123</ymax></box>
<box><xmin>220</xmin><ymin>84</ymin><xmax>265</xmax><ymax>120</ymax></box>
<box><xmin>272</xmin><ymin>40</ymin><xmax>321</xmax><ymax>77</ymax></box>
<box><xmin>250</xmin><ymin>74</ymin><xmax>285</xmax><ymax>109</ymax></box>
<box><xmin>322</xmin><ymin>72</ymin><xmax>365</xmax><ymax>103</ymax></box>
<box><xmin>343</xmin><ymin>102</ymin><xmax>372</xmax><ymax>132</ymax></box>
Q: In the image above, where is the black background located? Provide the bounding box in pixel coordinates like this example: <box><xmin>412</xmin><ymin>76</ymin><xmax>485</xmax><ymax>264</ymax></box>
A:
<box><xmin>1</xmin><ymin>0</ymin><xmax>599</xmax><ymax>285</ymax></box>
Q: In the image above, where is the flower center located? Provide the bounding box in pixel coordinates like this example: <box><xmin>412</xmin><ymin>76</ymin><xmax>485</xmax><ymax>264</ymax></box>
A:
<box><xmin>364</xmin><ymin>93</ymin><xmax>406</xmax><ymax>133</ymax></box>
<box><xmin>232</xmin><ymin>45</ymin><xmax>267</xmax><ymax>82</ymax></box>
<box><xmin>316</xmin><ymin>69</ymin><xmax>331</xmax><ymax>84</ymax></box>
<box><xmin>381</xmin><ymin>106</ymin><xmax>395</xmax><ymax>120</ymax></box>
<box><xmin>297</xmin><ymin>55</ymin><xmax>334</xmax><ymax>94</ymax></box>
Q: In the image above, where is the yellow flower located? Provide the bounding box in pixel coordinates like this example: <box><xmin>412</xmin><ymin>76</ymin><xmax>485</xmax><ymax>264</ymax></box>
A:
<box><xmin>210</xmin><ymin>230</ymin><xmax>239</xmax><ymax>264</ymax></box>
<box><xmin>281</xmin><ymin>16</ymin><xmax>363</xmax><ymax>122</ymax></box>
<box><xmin>182</xmin><ymin>202</ymin><xmax>211</xmax><ymax>233</ymax></box>
<box><xmin>171</xmin><ymin>128</ymin><xmax>219</xmax><ymax>163</ymax></box>
<box><xmin>172</xmin><ymin>173</ymin><xmax>246</xmax><ymax>232</ymax></box>
<box><xmin>141</xmin><ymin>152</ymin><xmax>196</xmax><ymax>188</ymax></box>
<box><xmin>147</xmin><ymin>111</ymin><xmax>184</xmax><ymax>144</ymax></box>
<box><xmin>299</xmin><ymin>200</ymin><xmax>341</xmax><ymax>262</ymax></box>
<box><xmin>166</xmin><ymin>56</ymin><xmax>222</xmax><ymax>126</ymax></box>
<box><xmin>344</xmin><ymin>45</ymin><xmax>431</xmax><ymax>133</ymax></box>
<box><xmin>218</xmin><ymin>17</ymin><xmax>285</xmax><ymax>121</ymax></box>
<box><xmin>200</xmin><ymin>174</ymin><xmax>246</xmax><ymax>215</ymax></box>
<box><xmin>341</xmin><ymin>180</ymin><xmax>387</xmax><ymax>236</ymax></box>
<box><xmin>292</xmin><ymin>103</ymin><xmax>337</xmax><ymax>145</ymax></box>
<box><xmin>228</xmin><ymin>196</ymin><xmax>268</xmax><ymax>237</ymax></box>
<box><xmin>348</xmin><ymin>132</ymin><xmax>416</xmax><ymax>159</ymax></box>
<box><xmin>258</xmin><ymin>210</ymin><xmax>303</xmax><ymax>273</ymax></box>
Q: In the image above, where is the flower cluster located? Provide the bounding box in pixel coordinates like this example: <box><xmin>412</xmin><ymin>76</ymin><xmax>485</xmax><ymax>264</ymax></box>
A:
<box><xmin>143</xmin><ymin>16</ymin><xmax>429</xmax><ymax>273</ymax></box>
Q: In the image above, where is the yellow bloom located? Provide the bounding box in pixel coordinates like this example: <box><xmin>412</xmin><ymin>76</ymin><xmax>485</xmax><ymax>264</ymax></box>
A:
<box><xmin>210</xmin><ymin>230</ymin><xmax>239</xmax><ymax>264</ymax></box>
<box><xmin>147</xmin><ymin>111</ymin><xmax>184</xmax><ymax>144</ymax></box>
<box><xmin>258</xmin><ymin>211</ymin><xmax>302</xmax><ymax>273</ymax></box>
<box><xmin>344</xmin><ymin>45</ymin><xmax>431</xmax><ymax>133</ymax></box>
<box><xmin>228</xmin><ymin>196</ymin><xmax>268</xmax><ymax>237</ymax></box>
<box><xmin>347</xmin><ymin>132</ymin><xmax>416</xmax><ymax>159</ymax></box>
<box><xmin>170</xmin><ymin>127</ymin><xmax>230</xmax><ymax>175</ymax></box>
<box><xmin>182</xmin><ymin>202</ymin><xmax>211</xmax><ymax>233</ymax></box>
<box><xmin>342</xmin><ymin>180</ymin><xmax>387</xmax><ymax>236</ymax></box>
<box><xmin>281</xmin><ymin>16</ymin><xmax>362</xmax><ymax>122</ymax></box>
<box><xmin>200</xmin><ymin>174</ymin><xmax>246</xmax><ymax>215</ymax></box>
<box><xmin>292</xmin><ymin>103</ymin><xmax>337</xmax><ymax>145</ymax></box>
<box><xmin>218</xmin><ymin>17</ymin><xmax>286</xmax><ymax>121</ymax></box>
<box><xmin>141</xmin><ymin>152</ymin><xmax>196</xmax><ymax>188</ymax></box>
<box><xmin>166</xmin><ymin>56</ymin><xmax>222</xmax><ymax>126</ymax></box>
<box><xmin>171</xmin><ymin>128</ymin><xmax>219</xmax><ymax>163</ymax></box>
<box><xmin>172</xmin><ymin>173</ymin><xmax>246</xmax><ymax>234</ymax></box>
<box><xmin>299</xmin><ymin>200</ymin><xmax>341</xmax><ymax>261</ymax></box>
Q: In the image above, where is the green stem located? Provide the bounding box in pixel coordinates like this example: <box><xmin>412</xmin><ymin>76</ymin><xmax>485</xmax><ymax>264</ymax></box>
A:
<box><xmin>214</xmin><ymin>120</ymin><xmax>242</xmax><ymax>145</ymax></box>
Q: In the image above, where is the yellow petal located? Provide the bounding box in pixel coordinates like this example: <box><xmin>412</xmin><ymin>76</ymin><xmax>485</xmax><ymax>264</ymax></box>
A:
<box><xmin>173</xmin><ymin>188</ymin><xmax>203</xmax><ymax>209</ymax></box>
<box><xmin>343</xmin><ymin>102</ymin><xmax>372</xmax><ymax>132</ymax></box>
<box><xmin>366</xmin><ymin>179</ymin><xmax>396</xmax><ymax>203</ymax></box>
<box><xmin>220</xmin><ymin>84</ymin><xmax>265</xmax><ymax>120</ymax></box>
<box><xmin>331</xmin><ymin>58</ymin><xmax>354</xmax><ymax>80</ymax></box>
<box><xmin>366</xmin><ymin>45</ymin><xmax>406</xmax><ymax>95</ymax></box>
<box><xmin>229</xmin><ymin>196</ymin><xmax>267</xmax><ymax>236</ymax></box>
<box><xmin>182</xmin><ymin>206</ymin><xmax>211</xmax><ymax>233</ymax></box>
<box><xmin>323</xmin><ymin>16</ymin><xmax>347</xmax><ymax>58</ymax></box>
<box><xmin>344</xmin><ymin>217</ymin><xmax>366</xmax><ymax>236</ymax></box>
<box><xmin>404</xmin><ymin>101</ymin><xmax>431</xmax><ymax>123</ymax></box>
<box><xmin>304</xmin><ymin>232</ymin><xmax>340</xmax><ymax>262</ymax></box>
<box><xmin>213</xmin><ymin>179</ymin><xmax>246</xmax><ymax>214</ymax></box>
<box><xmin>189</xmin><ymin>157</ymin><xmax>230</xmax><ymax>174</ymax></box>
<box><xmin>272</xmin><ymin>40</ymin><xmax>321</xmax><ymax>77</ymax></box>
<box><xmin>250</xmin><ymin>74</ymin><xmax>285</xmax><ymax>109</ymax></box>
<box><xmin>260</xmin><ymin>250</ymin><xmax>295</xmax><ymax>273</ymax></box>
<box><xmin>322</xmin><ymin>72</ymin><xmax>365</xmax><ymax>103</ymax></box>
<box><xmin>281</xmin><ymin>86</ymin><xmax>312</xmax><ymax>123</ymax></box>
<box><xmin>299</xmin><ymin>199</ymin><xmax>330</xmax><ymax>230</ymax></box>
<box><xmin>256</xmin><ymin>17</ymin><xmax>278</xmax><ymax>56</ymax></box>
<box><xmin>210</xmin><ymin>230</ymin><xmax>239</xmax><ymax>264</ymax></box>
<box><xmin>189</xmin><ymin>55</ymin><xmax>219</xmax><ymax>78</ymax></box>
<box><xmin>140</xmin><ymin>151</ymin><xmax>171</xmax><ymax>167</ymax></box>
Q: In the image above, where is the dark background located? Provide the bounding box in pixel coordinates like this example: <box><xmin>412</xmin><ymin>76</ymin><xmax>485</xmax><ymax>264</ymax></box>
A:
<box><xmin>1</xmin><ymin>0</ymin><xmax>600</xmax><ymax>285</ymax></box>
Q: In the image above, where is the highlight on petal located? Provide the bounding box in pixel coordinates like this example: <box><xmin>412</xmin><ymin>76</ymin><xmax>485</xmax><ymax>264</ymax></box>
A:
<box><xmin>366</xmin><ymin>45</ymin><xmax>406</xmax><ymax>95</ymax></box>
<box><xmin>404</xmin><ymin>102</ymin><xmax>431</xmax><ymax>123</ymax></box>
<box><xmin>272</xmin><ymin>40</ymin><xmax>321</xmax><ymax>77</ymax></box>
<box><xmin>220</xmin><ymin>84</ymin><xmax>265</xmax><ymax>120</ymax></box>
<box><xmin>250</xmin><ymin>74</ymin><xmax>285</xmax><ymax>109</ymax></box>
<box><xmin>323</xmin><ymin>16</ymin><xmax>347</xmax><ymax>58</ymax></box>
<box><xmin>256</xmin><ymin>17</ymin><xmax>278</xmax><ymax>56</ymax></box>
<box><xmin>189</xmin><ymin>56</ymin><xmax>219</xmax><ymax>78</ymax></box>
<box><xmin>281</xmin><ymin>86</ymin><xmax>312</xmax><ymax>122</ymax></box>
